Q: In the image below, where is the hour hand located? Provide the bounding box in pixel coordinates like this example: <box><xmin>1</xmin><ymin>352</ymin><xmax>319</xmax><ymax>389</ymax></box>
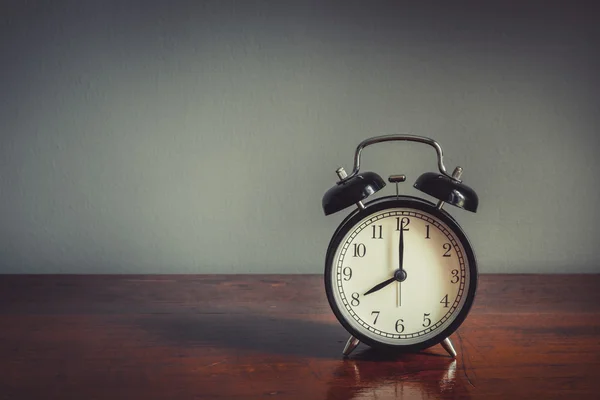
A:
<box><xmin>364</xmin><ymin>277</ymin><xmax>396</xmax><ymax>296</ymax></box>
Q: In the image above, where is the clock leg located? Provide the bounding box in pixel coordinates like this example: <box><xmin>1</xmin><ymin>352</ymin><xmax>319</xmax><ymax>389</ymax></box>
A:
<box><xmin>342</xmin><ymin>336</ymin><xmax>360</xmax><ymax>356</ymax></box>
<box><xmin>441</xmin><ymin>337</ymin><xmax>457</xmax><ymax>358</ymax></box>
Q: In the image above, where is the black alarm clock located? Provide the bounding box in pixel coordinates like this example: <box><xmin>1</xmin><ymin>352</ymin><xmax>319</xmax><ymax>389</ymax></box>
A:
<box><xmin>322</xmin><ymin>135</ymin><xmax>479</xmax><ymax>357</ymax></box>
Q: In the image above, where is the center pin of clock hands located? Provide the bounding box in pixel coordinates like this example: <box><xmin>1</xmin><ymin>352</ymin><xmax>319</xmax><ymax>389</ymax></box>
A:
<box><xmin>363</xmin><ymin>224</ymin><xmax>408</xmax><ymax>297</ymax></box>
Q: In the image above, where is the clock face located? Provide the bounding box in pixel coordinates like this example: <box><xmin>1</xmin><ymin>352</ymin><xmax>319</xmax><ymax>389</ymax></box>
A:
<box><xmin>325</xmin><ymin>197</ymin><xmax>477</xmax><ymax>349</ymax></box>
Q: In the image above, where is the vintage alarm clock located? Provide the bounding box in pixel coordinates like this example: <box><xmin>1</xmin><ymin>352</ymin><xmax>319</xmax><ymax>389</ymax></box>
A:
<box><xmin>322</xmin><ymin>135</ymin><xmax>479</xmax><ymax>357</ymax></box>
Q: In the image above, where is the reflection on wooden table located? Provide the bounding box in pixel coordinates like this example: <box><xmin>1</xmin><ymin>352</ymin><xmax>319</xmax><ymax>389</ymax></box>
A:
<box><xmin>326</xmin><ymin>351</ymin><xmax>463</xmax><ymax>399</ymax></box>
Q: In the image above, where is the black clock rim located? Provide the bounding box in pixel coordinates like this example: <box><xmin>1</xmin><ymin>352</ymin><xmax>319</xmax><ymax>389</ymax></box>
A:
<box><xmin>324</xmin><ymin>195</ymin><xmax>478</xmax><ymax>353</ymax></box>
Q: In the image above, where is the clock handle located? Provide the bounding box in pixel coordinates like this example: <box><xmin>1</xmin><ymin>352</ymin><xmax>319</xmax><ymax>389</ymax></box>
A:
<box><xmin>337</xmin><ymin>134</ymin><xmax>456</xmax><ymax>184</ymax></box>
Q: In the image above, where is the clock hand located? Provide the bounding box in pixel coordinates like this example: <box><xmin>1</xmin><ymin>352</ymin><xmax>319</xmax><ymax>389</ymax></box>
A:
<box><xmin>364</xmin><ymin>268</ymin><xmax>407</xmax><ymax>296</ymax></box>
<box><xmin>399</xmin><ymin>223</ymin><xmax>404</xmax><ymax>271</ymax></box>
<box><xmin>364</xmin><ymin>277</ymin><xmax>396</xmax><ymax>296</ymax></box>
<box><xmin>398</xmin><ymin>223</ymin><xmax>404</xmax><ymax>307</ymax></box>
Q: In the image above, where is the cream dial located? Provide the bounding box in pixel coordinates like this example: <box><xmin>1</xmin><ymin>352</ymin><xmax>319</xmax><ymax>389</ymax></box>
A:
<box><xmin>330</xmin><ymin>207</ymin><xmax>470</xmax><ymax>346</ymax></box>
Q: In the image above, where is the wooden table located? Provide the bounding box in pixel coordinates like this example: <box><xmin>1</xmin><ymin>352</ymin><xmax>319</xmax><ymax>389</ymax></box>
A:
<box><xmin>0</xmin><ymin>275</ymin><xmax>598</xmax><ymax>399</ymax></box>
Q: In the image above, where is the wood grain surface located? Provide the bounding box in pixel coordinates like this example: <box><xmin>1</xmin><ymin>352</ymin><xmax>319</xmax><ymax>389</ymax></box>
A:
<box><xmin>0</xmin><ymin>274</ymin><xmax>599</xmax><ymax>399</ymax></box>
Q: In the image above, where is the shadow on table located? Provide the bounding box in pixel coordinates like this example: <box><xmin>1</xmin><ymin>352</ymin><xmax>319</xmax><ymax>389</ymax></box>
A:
<box><xmin>138</xmin><ymin>312</ymin><xmax>350</xmax><ymax>359</ymax></box>
<box><xmin>137</xmin><ymin>312</ymin><xmax>452</xmax><ymax>360</ymax></box>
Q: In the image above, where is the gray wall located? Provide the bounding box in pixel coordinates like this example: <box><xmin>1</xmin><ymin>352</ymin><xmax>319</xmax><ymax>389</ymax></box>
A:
<box><xmin>1</xmin><ymin>1</ymin><xmax>599</xmax><ymax>274</ymax></box>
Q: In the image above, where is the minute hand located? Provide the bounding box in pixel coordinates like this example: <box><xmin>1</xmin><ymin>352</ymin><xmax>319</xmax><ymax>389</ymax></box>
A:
<box><xmin>364</xmin><ymin>277</ymin><xmax>396</xmax><ymax>296</ymax></box>
<box><xmin>399</xmin><ymin>222</ymin><xmax>404</xmax><ymax>271</ymax></box>
<box><xmin>397</xmin><ymin>221</ymin><xmax>406</xmax><ymax>307</ymax></box>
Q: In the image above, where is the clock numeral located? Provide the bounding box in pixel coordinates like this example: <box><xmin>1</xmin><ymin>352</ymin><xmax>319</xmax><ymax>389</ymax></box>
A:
<box><xmin>425</xmin><ymin>224</ymin><xmax>430</xmax><ymax>239</ymax></box>
<box><xmin>450</xmin><ymin>269</ymin><xmax>459</xmax><ymax>284</ymax></box>
<box><xmin>371</xmin><ymin>311</ymin><xmax>380</xmax><ymax>324</ymax></box>
<box><xmin>442</xmin><ymin>243</ymin><xmax>452</xmax><ymax>257</ymax></box>
<box><xmin>423</xmin><ymin>313</ymin><xmax>432</xmax><ymax>328</ymax></box>
<box><xmin>440</xmin><ymin>294</ymin><xmax>450</xmax><ymax>308</ymax></box>
<box><xmin>353</xmin><ymin>243</ymin><xmax>366</xmax><ymax>258</ymax></box>
<box><xmin>342</xmin><ymin>267</ymin><xmax>353</xmax><ymax>281</ymax></box>
<box><xmin>350</xmin><ymin>292</ymin><xmax>360</xmax><ymax>306</ymax></box>
<box><xmin>395</xmin><ymin>319</ymin><xmax>405</xmax><ymax>333</ymax></box>
<box><xmin>396</xmin><ymin>217</ymin><xmax>410</xmax><ymax>231</ymax></box>
<box><xmin>371</xmin><ymin>225</ymin><xmax>383</xmax><ymax>239</ymax></box>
